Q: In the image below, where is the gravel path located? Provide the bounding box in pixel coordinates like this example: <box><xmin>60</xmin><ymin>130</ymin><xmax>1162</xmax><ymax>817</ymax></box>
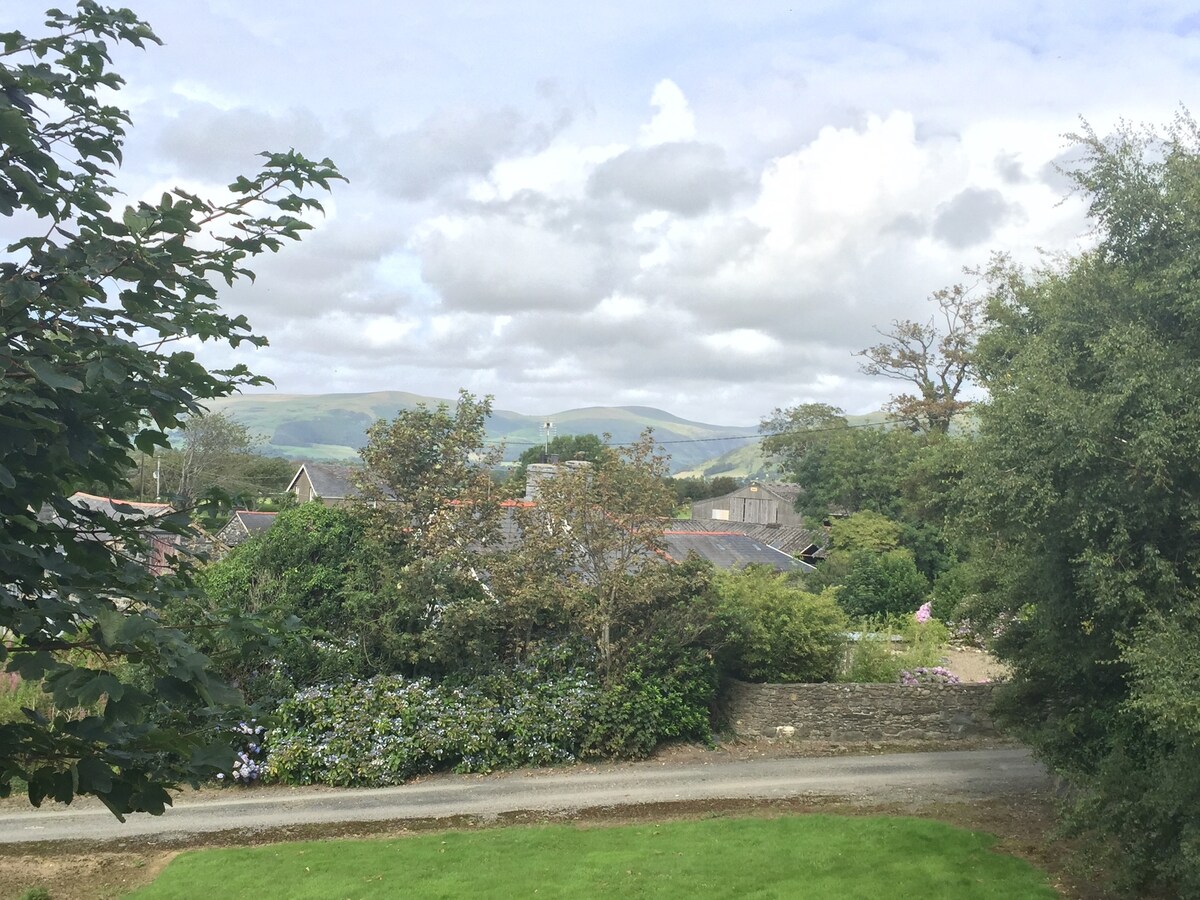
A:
<box><xmin>0</xmin><ymin>748</ymin><xmax>1047</xmax><ymax>845</ymax></box>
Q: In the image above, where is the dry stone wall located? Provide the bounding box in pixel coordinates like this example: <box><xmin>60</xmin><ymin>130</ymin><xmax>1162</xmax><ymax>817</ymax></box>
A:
<box><xmin>717</xmin><ymin>680</ymin><xmax>998</xmax><ymax>742</ymax></box>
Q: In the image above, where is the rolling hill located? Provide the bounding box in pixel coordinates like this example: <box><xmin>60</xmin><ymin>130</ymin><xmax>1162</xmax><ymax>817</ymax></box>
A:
<box><xmin>674</xmin><ymin>410</ymin><xmax>894</xmax><ymax>479</ymax></box>
<box><xmin>202</xmin><ymin>392</ymin><xmax>761</xmax><ymax>474</ymax></box>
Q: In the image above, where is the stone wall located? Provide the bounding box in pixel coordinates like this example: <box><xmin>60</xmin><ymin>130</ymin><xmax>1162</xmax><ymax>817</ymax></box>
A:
<box><xmin>716</xmin><ymin>680</ymin><xmax>998</xmax><ymax>742</ymax></box>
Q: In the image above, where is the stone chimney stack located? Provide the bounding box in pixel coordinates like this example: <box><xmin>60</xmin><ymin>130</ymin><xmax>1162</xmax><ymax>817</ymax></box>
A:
<box><xmin>524</xmin><ymin>460</ymin><xmax>594</xmax><ymax>502</ymax></box>
<box><xmin>524</xmin><ymin>463</ymin><xmax>559</xmax><ymax>502</ymax></box>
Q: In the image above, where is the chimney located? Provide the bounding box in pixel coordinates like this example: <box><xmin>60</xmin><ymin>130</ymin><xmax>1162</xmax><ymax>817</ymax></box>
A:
<box><xmin>525</xmin><ymin>463</ymin><xmax>559</xmax><ymax>502</ymax></box>
<box><xmin>524</xmin><ymin>460</ymin><xmax>594</xmax><ymax>502</ymax></box>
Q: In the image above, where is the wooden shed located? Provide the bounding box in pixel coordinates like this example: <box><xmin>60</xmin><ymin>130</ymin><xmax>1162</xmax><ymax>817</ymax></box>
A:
<box><xmin>690</xmin><ymin>481</ymin><xmax>805</xmax><ymax>527</ymax></box>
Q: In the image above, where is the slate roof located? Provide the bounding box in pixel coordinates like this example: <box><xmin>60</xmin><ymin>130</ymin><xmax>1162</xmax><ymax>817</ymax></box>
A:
<box><xmin>64</xmin><ymin>492</ymin><xmax>173</xmax><ymax>520</ymax></box>
<box><xmin>232</xmin><ymin>510</ymin><xmax>278</xmax><ymax>535</ymax></box>
<box><xmin>662</xmin><ymin>530</ymin><xmax>815</xmax><ymax>573</ymax></box>
<box><xmin>289</xmin><ymin>462</ymin><xmax>359</xmax><ymax>500</ymax></box>
<box><xmin>37</xmin><ymin>492</ymin><xmax>174</xmax><ymax>540</ymax></box>
<box><xmin>481</xmin><ymin>500</ymin><xmax>540</xmax><ymax>553</ymax></box>
<box><xmin>664</xmin><ymin>519</ymin><xmax>828</xmax><ymax>558</ymax></box>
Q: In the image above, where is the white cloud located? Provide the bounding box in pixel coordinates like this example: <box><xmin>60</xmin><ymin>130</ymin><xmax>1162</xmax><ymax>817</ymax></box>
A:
<box><xmin>639</xmin><ymin>80</ymin><xmax>697</xmax><ymax>145</ymax></box>
<box><xmin>18</xmin><ymin>0</ymin><xmax>1196</xmax><ymax>425</ymax></box>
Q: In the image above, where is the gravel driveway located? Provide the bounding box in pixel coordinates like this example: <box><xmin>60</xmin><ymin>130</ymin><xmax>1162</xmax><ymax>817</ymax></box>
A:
<box><xmin>0</xmin><ymin>747</ymin><xmax>1047</xmax><ymax>845</ymax></box>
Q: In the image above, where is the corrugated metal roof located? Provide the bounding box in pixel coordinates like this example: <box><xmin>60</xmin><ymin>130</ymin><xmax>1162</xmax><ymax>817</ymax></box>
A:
<box><xmin>664</xmin><ymin>519</ymin><xmax>827</xmax><ymax>557</ymax></box>
<box><xmin>662</xmin><ymin>531</ymin><xmax>815</xmax><ymax>573</ymax></box>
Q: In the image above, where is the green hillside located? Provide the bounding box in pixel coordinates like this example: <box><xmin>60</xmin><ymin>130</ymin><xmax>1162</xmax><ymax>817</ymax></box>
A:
<box><xmin>675</xmin><ymin>410</ymin><xmax>893</xmax><ymax>479</ymax></box>
<box><xmin>202</xmin><ymin>392</ymin><xmax>760</xmax><ymax>474</ymax></box>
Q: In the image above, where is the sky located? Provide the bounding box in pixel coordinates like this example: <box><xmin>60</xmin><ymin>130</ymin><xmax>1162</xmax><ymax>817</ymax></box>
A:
<box><xmin>8</xmin><ymin>1</ymin><xmax>1200</xmax><ymax>425</ymax></box>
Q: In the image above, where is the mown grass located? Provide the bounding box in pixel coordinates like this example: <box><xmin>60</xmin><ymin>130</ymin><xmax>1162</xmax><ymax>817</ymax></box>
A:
<box><xmin>128</xmin><ymin>814</ymin><xmax>1057</xmax><ymax>899</ymax></box>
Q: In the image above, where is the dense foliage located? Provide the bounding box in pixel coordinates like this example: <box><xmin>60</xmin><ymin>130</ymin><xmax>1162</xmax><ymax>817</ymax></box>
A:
<box><xmin>354</xmin><ymin>391</ymin><xmax>506</xmax><ymax>677</ymax></box>
<box><xmin>147</xmin><ymin>412</ymin><xmax>293</xmax><ymax>520</ymax></box>
<box><xmin>0</xmin><ymin>4</ymin><xmax>340</xmax><ymax>815</ymax></box>
<box><xmin>198</xmin><ymin>423</ymin><xmax>735</xmax><ymax>770</ymax></box>
<box><xmin>268</xmin><ymin>667</ymin><xmax>599</xmax><ymax>786</ymax></box>
<box><xmin>192</xmin><ymin>503</ymin><xmax>368</xmax><ymax>701</ymax></box>
<box><xmin>964</xmin><ymin>118</ymin><xmax>1200</xmax><ymax>895</ymax></box>
<box><xmin>713</xmin><ymin>567</ymin><xmax>847</xmax><ymax>683</ymax></box>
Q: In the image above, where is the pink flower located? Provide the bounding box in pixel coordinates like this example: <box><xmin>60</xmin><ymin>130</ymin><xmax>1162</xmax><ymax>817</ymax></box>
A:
<box><xmin>915</xmin><ymin>602</ymin><xmax>932</xmax><ymax>624</ymax></box>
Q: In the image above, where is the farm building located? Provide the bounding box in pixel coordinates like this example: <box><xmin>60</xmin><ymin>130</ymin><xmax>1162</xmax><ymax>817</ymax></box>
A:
<box><xmin>690</xmin><ymin>481</ymin><xmax>805</xmax><ymax>527</ymax></box>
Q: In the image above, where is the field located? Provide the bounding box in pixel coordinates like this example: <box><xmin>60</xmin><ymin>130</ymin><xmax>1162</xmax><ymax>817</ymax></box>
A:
<box><xmin>123</xmin><ymin>814</ymin><xmax>1056</xmax><ymax>899</ymax></box>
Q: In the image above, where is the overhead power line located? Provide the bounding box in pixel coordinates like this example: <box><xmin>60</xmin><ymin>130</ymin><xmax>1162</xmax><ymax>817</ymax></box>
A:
<box><xmin>479</xmin><ymin>418</ymin><xmax>891</xmax><ymax>449</ymax></box>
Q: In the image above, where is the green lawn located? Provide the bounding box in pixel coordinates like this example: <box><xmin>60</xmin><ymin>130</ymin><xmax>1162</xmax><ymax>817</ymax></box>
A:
<box><xmin>127</xmin><ymin>814</ymin><xmax>1057</xmax><ymax>899</ymax></box>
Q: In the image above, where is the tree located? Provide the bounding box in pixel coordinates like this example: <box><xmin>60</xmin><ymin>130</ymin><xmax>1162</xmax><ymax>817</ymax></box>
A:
<box><xmin>353</xmin><ymin>391</ymin><xmax>506</xmax><ymax>675</ymax></box>
<box><xmin>857</xmin><ymin>282</ymin><xmax>984</xmax><ymax>433</ymax></box>
<box><xmin>835</xmin><ymin>550</ymin><xmax>928</xmax><ymax>618</ymax></box>
<box><xmin>505</xmin><ymin>431</ymin><xmax>676</xmax><ymax>681</ymax></box>
<box><xmin>139</xmin><ymin>412</ymin><xmax>292</xmax><ymax>525</ymax></box>
<box><xmin>964</xmin><ymin>116</ymin><xmax>1200</xmax><ymax>894</ymax></box>
<box><xmin>190</xmin><ymin>503</ymin><xmax>368</xmax><ymax>702</ymax></box>
<box><xmin>509</xmin><ymin>433</ymin><xmax>605</xmax><ymax>494</ymax></box>
<box><xmin>0</xmin><ymin>5</ymin><xmax>341</xmax><ymax>816</ymax></box>
<box><xmin>760</xmin><ymin>406</ymin><xmax>921</xmax><ymax>519</ymax></box>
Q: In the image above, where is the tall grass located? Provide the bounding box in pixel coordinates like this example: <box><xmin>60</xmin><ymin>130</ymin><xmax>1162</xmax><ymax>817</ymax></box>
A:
<box><xmin>0</xmin><ymin>673</ymin><xmax>48</xmax><ymax>724</ymax></box>
<box><xmin>840</xmin><ymin>615</ymin><xmax>951</xmax><ymax>683</ymax></box>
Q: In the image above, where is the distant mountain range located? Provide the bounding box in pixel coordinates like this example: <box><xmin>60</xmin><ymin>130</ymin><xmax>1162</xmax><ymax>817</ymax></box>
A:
<box><xmin>203</xmin><ymin>391</ymin><xmax>763</xmax><ymax>474</ymax></box>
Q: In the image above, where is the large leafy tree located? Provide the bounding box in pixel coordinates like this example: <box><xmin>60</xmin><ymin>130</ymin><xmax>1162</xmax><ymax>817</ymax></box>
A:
<box><xmin>0</xmin><ymin>4</ymin><xmax>341</xmax><ymax>815</ymax></box>
<box><xmin>192</xmin><ymin>503</ymin><xmax>368</xmax><ymax>702</ymax></box>
<box><xmin>760</xmin><ymin>404</ymin><xmax>926</xmax><ymax>519</ymax></box>
<box><xmin>857</xmin><ymin>282</ymin><xmax>984</xmax><ymax>434</ymax></box>
<box><xmin>966</xmin><ymin>117</ymin><xmax>1200</xmax><ymax>895</ymax></box>
<box><xmin>354</xmin><ymin>390</ymin><xmax>506</xmax><ymax>675</ymax></box>
<box><xmin>154</xmin><ymin>411</ymin><xmax>290</xmax><ymax>512</ymax></box>
<box><xmin>506</xmin><ymin>431</ymin><xmax>676</xmax><ymax>681</ymax></box>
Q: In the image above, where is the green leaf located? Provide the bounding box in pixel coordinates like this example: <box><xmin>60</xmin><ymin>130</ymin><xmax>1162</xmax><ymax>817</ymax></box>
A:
<box><xmin>75</xmin><ymin>757</ymin><xmax>114</xmax><ymax>794</ymax></box>
<box><xmin>190</xmin><ymin>741</ymin><xmax>235</xmax><ymax>772</ymax></box>
<box><xmin>26</xmin><ymin>357</ymin><xmax>83</xmax><ymax>392</ymax></box>
<box><xmin>76</xmin><ymin>672</ymin><xmax>124</xmax><ymax>706</ymax></box>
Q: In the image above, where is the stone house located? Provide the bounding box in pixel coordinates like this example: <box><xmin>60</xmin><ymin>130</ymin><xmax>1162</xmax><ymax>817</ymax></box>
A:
<box><xmin>216</xmin><ymin>510</ymin><xmax>278</xmax><ymax>548</ymax></box>
<box><xmin>37</xmin><ymin>492</ymin><xmax>181</xmax><ymax>575</ymax></box>
<box><xmin>286</xmin><ymin>462</ymin><xmax>367</xmax><ymax>506</ymax></box>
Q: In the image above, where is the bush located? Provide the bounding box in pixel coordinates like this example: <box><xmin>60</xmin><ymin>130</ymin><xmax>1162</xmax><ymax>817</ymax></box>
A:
<box><xmin>266</xmin><ymin>668</ymin><xmax>599</xmax><ymax>786</ymax></box>
<box><xmin>217</xmin><ymin>720</ymin><xmax>267</xmax><ymax>786</ymax></box>
<box><xmin>840</xmin><ymin>633</ymin><xmax>906</xmax><ymax>683</ymax></box>
<box><xmin>837</xmin><ymin>550</ymin><xmax>929</xmax><ymax>618</ymax></box>
<box><xmin>715</xmin><ymin>567</ymin><xmax>848</xmax><ymax>683</ymax></box>
<box><xmin>583</xmin><ymin>646</ymin><xmax>716</xmax><ymax>758</ymax></box>
<box><xmin>840</xmin><ymin>615</ymin><xmax>951</xmax><ymax>684</ymax></box>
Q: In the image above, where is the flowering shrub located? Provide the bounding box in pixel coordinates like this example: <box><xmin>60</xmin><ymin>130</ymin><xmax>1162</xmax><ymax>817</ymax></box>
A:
<box><xmin>217</xmin><ymin>720</ymin><xmax>267</xmax><ymax>785</ymax></box>
<box><xmin>914</xmin><ymin>602</ymin><xmax>932</xmax><ymax>624</ymax></box>
<box><xmin>949</xmin><ymin>617</ymin><xmax>984</xmax><ymax>648</ymax></box>
<box><xmin>266</xmin><ymin>667</ymin><xmax>600</xmax><ymax>787</ymax></box>
<box><xmin>947</xmin><ymin>611</ymin><xmax>1017</xmax><ymax>650</ymax></box>
<box><xmin>898</xmin><ymin>666</ymin><xmax>961</xmax><ymax>686</ymax></box>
